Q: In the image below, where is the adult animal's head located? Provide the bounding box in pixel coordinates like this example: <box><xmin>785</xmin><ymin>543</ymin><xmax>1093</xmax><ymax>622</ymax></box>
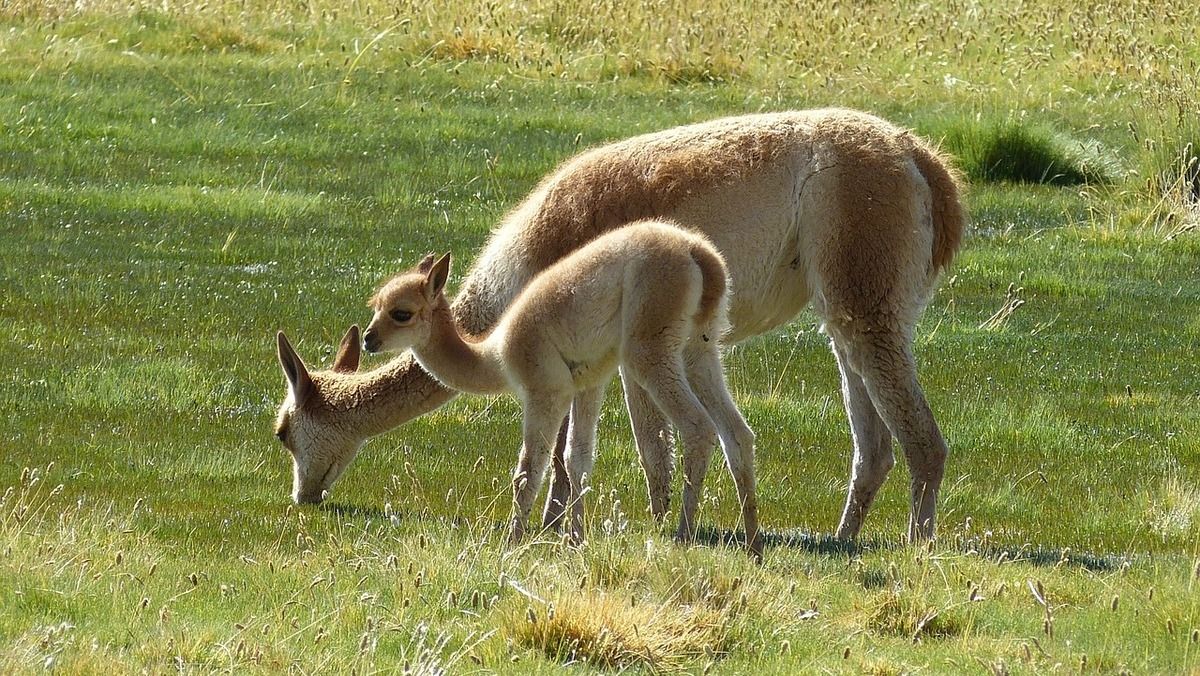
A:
<box><xmin>273</xmin><ymin>325</ymin><xmax>364</xmax><ymax>504</ymax></box>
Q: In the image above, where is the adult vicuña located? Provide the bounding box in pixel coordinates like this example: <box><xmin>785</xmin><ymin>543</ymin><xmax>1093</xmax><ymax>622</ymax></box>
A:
<box><xmin>359</xmin><ymin>221</ymin><xmax>760</xmax><ymax>556</ymax></box>
<box><xmin>272</xmin><ymin>108</ymin><xmax>966</xmax><ymax>543</ymax></box>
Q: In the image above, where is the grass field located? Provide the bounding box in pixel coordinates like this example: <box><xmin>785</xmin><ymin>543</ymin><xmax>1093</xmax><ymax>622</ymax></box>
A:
<box><xmin>2</xmin><ymin>2</ymin><xmax>1199</xmax><ymax>673</ymax></box>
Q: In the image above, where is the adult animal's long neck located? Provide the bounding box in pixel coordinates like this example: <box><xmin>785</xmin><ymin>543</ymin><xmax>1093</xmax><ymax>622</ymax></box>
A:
<box><xmin>410</xmin><ymin>304</ymin><xmax>509</xmax><ymax>396</ymax></box>
<box><xmin>319</xmin><ymin>352</ymin><xmax>457</xmax><ymax>439</ymax></box>
<box><xmin>323</xmin><ymin>287</ymin><xmax>509</xmax><ymax>440</ymax></box>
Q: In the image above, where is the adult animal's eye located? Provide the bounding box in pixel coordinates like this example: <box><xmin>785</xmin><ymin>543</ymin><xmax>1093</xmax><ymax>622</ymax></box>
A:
<box><xmin>390</xmin><ymin>310</ymin><xmax>413</xmax><ymax>323</ymax></box>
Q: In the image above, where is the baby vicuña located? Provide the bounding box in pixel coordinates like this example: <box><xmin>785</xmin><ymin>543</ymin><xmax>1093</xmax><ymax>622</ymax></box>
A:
<box><xmin>363</xmin><ymin>220</ymin><xmax>761</xmax><ymax>558</ymax></box>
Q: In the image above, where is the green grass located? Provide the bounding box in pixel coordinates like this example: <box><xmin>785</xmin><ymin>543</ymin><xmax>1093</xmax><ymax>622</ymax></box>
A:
<box><xmin>939</xmin><ymin>120</ymin><xmax>1117</xmax><ymax>186</ymax></box>
<box><xmin>2</xmin><ymin>3</ymin><xmax>1200</xmax><ymax>673</ymax></box>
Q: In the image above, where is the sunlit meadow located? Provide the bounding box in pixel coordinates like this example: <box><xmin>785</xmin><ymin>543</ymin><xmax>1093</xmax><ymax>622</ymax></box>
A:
<box><xmin>1</xmin><ymin>1</ymin><xmax>1198</xmax><ymax>672</ymax></box>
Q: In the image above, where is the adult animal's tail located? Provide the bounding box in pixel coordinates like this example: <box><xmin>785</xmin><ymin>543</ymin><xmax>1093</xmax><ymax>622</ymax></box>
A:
<box><xmin>909</xmin><ymin>137</ymin><xmax>967</xmax><ymax>274</ymax></box>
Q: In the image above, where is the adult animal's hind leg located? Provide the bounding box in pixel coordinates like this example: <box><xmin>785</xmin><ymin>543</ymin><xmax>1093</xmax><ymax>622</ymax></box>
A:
<box><xmin>831</xmin><ymin>340</ymin><xmax>896</xmax><ymax>541</ymax></box>
<box><xmin>833</xmin><ymin>327</ymin><xmax>948</xmax><ymax>542</ymax></box>
<box><xmin>804</xmin><ymin>152</ymin><xmax>948</xmax><ymax>542</ymax></box>
<box><xmin>620</xmin><ymin>368</ymin><xmax>675</xmax><ymax>522</ymax></box>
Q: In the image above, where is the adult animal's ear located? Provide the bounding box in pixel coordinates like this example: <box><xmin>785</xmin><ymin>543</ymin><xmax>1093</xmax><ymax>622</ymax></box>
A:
<box><xmin>424</xmin><ymin>252</ymin><xmax>452</xmax><ymax>300</ymax></box>
<box><xmin>417</xmin><ymin>253</ymin><xmax>436</xmax><ymax>274</ymax></box>
<box><xmin>332</xmin><ymin>325</ymin><xmax>361</xmax><ymax>373</ymax></box>
<box><xmin>276</xmin><ymin>330</ymin><xmax>314</xmax><ymax>407</ymax></box>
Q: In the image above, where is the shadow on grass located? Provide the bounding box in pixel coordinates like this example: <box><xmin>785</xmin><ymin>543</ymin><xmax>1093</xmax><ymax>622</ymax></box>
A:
<box><xmin>967</xmin><ymin>541</ymin><xmax>1125</xmax><ymax>573</ymax></box>
<box><xmin>318</xmin><ymin>501</ymin><xmax>392</xmax><ymax>522</ymax></box>
<box><xmin>693</xmin><ymin>525</ymin><xmax>886</xmax><ymax>558</ymax></box>
<box><xmin>694</xmin><ymin>526</ymin><xmax>1126</xmax><ymax>572</ymax></box>
<box><xmin>311</xmin><ymin>504</ymin><xmax>1127</xmax><ymax>573</ymax></box>
<box><xmin>317</xmin><ymin>501</ymin><xmax>485</xmax><ymax>531</ymax></box>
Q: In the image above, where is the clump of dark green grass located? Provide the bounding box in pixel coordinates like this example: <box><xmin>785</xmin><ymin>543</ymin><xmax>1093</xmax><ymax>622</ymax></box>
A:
<box><xmin>937</xmin><ymin>120</ymin><xmax>1117</xmax><ymax>186</ymax></box>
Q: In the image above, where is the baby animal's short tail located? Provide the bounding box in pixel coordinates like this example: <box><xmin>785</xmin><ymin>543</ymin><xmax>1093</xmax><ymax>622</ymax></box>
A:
<box><xmin>690</xmin><ymin>242</ymin><xmax>730</xmax><ymax>340</ymax></box>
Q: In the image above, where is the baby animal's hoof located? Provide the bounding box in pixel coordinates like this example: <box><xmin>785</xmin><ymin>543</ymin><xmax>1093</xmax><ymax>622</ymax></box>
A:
<box><xmin>508</xmin><ymin>521</ymin><xmax>526</xmax><ymax>545</ymax></box>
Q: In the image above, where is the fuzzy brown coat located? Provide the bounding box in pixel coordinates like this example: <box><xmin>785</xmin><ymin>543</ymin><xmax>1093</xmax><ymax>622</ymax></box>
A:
<box><xmin>361</xmin><ymin>221</ymin><xmax>760</xmax><ymax>556</ymax></box>
<box><xmin>274</xmin><ymin>108</ymin><xmax>965</xmax><ymax>542</ymax></box>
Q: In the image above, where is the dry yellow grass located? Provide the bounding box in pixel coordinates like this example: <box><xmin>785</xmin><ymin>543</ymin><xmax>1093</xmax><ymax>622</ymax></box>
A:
<box><xmin>502</xmin><ymin>587</ymin><xmax>729</xmax><ymax>670</ymax></box>
<box><xmin>6</xmin><ymin>0</ymin><xmax>1197</xmax><ymax>95</ymax></box>
<box><xmin>6</xmin><ymin>0</ymin><xmax>1196</xmax><ymax>212</ymax></box>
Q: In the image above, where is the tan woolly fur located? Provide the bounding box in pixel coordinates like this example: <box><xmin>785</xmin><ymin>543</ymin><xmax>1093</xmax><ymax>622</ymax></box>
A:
<box><xmin>361</xmin><ymin>221</ymin><xmax>761</xmax><ymax>557</ymax></box>
<box><xmin>273</xmin><ymin>108</ymin><xmax>966</xmax><ymax>543</ymax></box>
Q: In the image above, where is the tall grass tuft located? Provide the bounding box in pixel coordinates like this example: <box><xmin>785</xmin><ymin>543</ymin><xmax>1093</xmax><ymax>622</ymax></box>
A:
<box><xmin>1155</xmin><ymin>139</ymin><xmax>1200</xmax><ymax>212</ymax></box>
<box><xmin>502</xmin><ymin>589</ymin><xmax>729</xmax><ymax>670</ymax></box>
<box><xmin>939</xmin><ymin>121</ymin><xmax>1116</xmax><ymax>186</ymax></box>
<box><xmin>860</xmin><ymin>587</ymin><xmax>968</xmax><ymax>642</ymax></box>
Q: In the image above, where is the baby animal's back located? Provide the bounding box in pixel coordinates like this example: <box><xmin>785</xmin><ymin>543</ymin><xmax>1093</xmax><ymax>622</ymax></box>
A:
<box><xmin>496</xmin><ymin>221</ymin><xmax>725</xmax><ymax>388</ymax></box>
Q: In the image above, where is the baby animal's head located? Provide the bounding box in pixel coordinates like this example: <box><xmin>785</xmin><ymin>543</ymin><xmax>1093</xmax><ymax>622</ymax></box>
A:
<box><xmin>362</xmin><ymin>252</ymin><xmax>451</xmax><ymax>355</ymax></box>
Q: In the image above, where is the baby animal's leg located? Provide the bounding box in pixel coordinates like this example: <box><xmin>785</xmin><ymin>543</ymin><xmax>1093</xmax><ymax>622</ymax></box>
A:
<box><xmin>620</xmin><ymin>368</ymin><xmax>675</xmax><ymax>522</ymax></box>
<box><xmin>686</xmin><ymin>345</ymin><xmax>762</xmax><ymax>560</ymax></box>
<box><xmin>564</xmin><ymin>386</ymin><xmax>604</xmax><ymax>544</ymax></box>
<box><xmin>511</xmin><ymin>393</ymin><xmax>572</xmax><ymax>544</ymax></box>
<box><xmin>626</xmin><ymin>350</ymin><xmax>718</xmax><ymax>547</ymax></box>
<box><xmin>541</xmin><ymin>418</ymin><xmax>571</xmax><ymax>531</ymax></box>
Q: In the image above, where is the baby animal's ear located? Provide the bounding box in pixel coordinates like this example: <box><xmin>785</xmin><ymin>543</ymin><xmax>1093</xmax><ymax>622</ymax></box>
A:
<box><xmin>332</xmin><ymin>325</ymin><xmax>361</xmax><ymax>374</ymax></box>
<box><xmin>424</xmin><ymin>252</ymin><xmax>452</xmax><ymax>300</ymax></box>
<box><xmin>417</xmin><ymin>253</ymin><xmax>437</xmax><ymax>274</ymax></box>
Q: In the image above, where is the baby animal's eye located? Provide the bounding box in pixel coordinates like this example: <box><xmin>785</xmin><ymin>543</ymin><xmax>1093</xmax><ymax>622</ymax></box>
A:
<box><xmin>275</xmin><ymin>429</ymin><xmax>287</xmax><ymax>442</ymax></box>
<box><xmin>390</xmin><ymin>310</ymin><xmax>413</xmax><ymax>323</ymax></box>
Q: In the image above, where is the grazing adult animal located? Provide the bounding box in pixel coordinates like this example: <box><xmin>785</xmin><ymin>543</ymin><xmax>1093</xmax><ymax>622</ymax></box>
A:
<box><xmin>272</xmin><ymin>108</ymin><xmax>966</xmax><ymax>543</ymax></box>
<box><xmin>358</xmin><ymin>221</ymin><xmax>760</xmax><ymax>556</ymax></box>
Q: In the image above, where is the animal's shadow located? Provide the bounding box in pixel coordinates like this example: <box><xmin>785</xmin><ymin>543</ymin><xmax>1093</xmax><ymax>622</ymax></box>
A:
<box><xmin>317</xmin><ymin>501</ymin><xmax>483</xmax><ymax>530</ymax></box>
<box><xmin>318</xmin><ymin>501</ymin><xmax>393</xmax><ymax>522</ymax></box>
<box><xmin>317</xmin><ymin>503</ymin><xmax>1124</xmax><ymax>573</ymax></box>
<box><xmin>693</xmin><ymin>525</ymin><xmax>1124</xmax><ymax>572</ymax></box>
